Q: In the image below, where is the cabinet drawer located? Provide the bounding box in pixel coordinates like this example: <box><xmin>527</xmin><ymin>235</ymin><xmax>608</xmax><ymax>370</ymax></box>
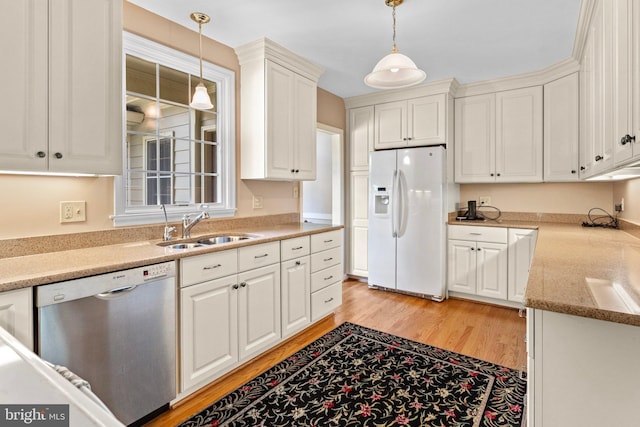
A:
<box><xmin>281</xmin><ymin>236</ymin><xmax>310</xmax><ymax>261</ymax></box>
<box><xmin>238</xmin><ymin>241</ymin><xmax>280</xmax><ymax>272</ymax></box>
<box><xmin>310</xmin><ymin>230</ymin><xmax>341</xmax><ymax>252</ymax></box>
<box><xmin>311</xmin><ymin>282</ymin><xmax>342</xmax><ymax>322</ymax></box>
<box><xmin>448</xmin><ymin>225</ymin><xmax>507</xmax><ymax>243</ymax></box>
<box><xmin>181</xmin><ymin>249</ymin><xmax>238</xmax><ymax>287</ymax></box>
<box><xmin>311</xmin><ymin>264</ymin><xmax>342</xmax><ymax>293</ymax></box>
<box><xmin>311</xmin><ymin>246</ymin><xmax>341</xmax><ymax>272</ymax></box>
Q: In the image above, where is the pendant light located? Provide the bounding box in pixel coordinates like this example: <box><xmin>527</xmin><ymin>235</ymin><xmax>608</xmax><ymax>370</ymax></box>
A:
<box><xmin>364</xmin><ymin>0</ymin><xmax>426</xmax><ymax>90</ymax></box>
<box><xmin>190</xmin><ymin>12</ymin><xmax>214</xmax><ymax>110</ymax></box>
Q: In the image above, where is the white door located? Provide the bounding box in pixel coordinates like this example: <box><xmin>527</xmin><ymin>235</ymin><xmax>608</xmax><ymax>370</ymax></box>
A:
<box><xmin>0</xmin><ymin>1</ymin><xmax>48</xmax><ymax>172</ymax></box>
<box><xmin>180</xmin><ymin>276</ymin><xmax>238</xmax><ymax>391</ymax></box>
<box><xmin>454</xmin><ymin>94</ymin><xmax>496</xmax><ymax>182</ymax></box>
<box><xmin>266</xmin><ymin>60</ymin><xmax>294</xmax><ymax>179</ymax></box>
<box><xmin>368</xmin><ymin>150</ymin><xmax>397</xmax><ymax>289</ymax></box>
<box><xmin>293</xmin><ymin>74</ymin><xmax>317</xmax><ymax>179</ymax></box>
<box><xmin>350</xmin><ymin>171</ymin><xmax>369</xmax><ymax>277</ymax></box>
<box><xmin>495</xmin><ymin>86</ymin><xmax>543</xmax><ymax>182</ymax></box>
<box><xmin>374</xmin><ymin>101</ymin><xmax>406</xmax><ymax>149</ymax></box>
<box><xmin>508</xmin><ymin>229</ymin><xmax>538</xmax><ymax>303</ymax></box>
<box><xmin>237</xmin><ymin>264</ymin><xmax>281</xmax><ymax>361</ymax></box>
<box><xmin>407</xmin><ymin>95</ymin><xmax>446</xmax><ymax>146</ymax></box>
<box><xmin>396</xmin><ymin>146</ymin><xmax>446</xmax><ymax>298</ymax></box>
<box><xmin>447</xmin><ymin>240</ymin><xmax>477</xmax><ymax>294</ymax></box>
<box><xmin>281</xmin><ymin>256</ymin><xmax>311</xmax><ymax>338</ymax></box>
<box><xmin>475</xmin><ymin>242</ymin><xmax>508</xmax><ymax>299</ymax></box>
<box><xmin>0</xmin><ymin>288</ymin><xmax>33</xmax><ymax>350</ymax></box>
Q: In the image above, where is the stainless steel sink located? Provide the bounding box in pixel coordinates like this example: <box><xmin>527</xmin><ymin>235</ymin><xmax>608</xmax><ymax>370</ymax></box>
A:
<box><xmin>163</xmin><ymin>243</ymin><xmax>206</xmax><ymax>249</ymax></box>
<box><xmin>157</xmin><ymin>234</ymin><xmax>255</xmax><ymax>249</ymax></box>
<box><xmin>196</xmin><ymin>235</ymin><xmax>251</xmax><ymax>245</ymax></box>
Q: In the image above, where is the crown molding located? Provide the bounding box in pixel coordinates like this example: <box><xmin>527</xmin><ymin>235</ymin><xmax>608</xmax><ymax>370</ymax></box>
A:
<box><xmin>572</xmin><ymin>0</ymin><xmax>597</xmax><ymax>62</ymax></box>
<box><xmin>344</xmin><ymin>78</ymin><xmax>459</xmax><ymax>109</ymax></box>
<box><xmin>234</xmin><ymin>37</ymin><xmax>324</xmax><ymax>82</ymax></box>
<box><xmin>454</xmin><ymin>58</ymin><xmax>580</xmax><ymax>98</ymax></box>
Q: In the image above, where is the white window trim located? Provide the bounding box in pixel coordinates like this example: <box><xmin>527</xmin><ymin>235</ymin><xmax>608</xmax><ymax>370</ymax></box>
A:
<box><xmin>113</xmin><ymin>32</ymin><xmax>236</xmax><ymax>226</ymax></box>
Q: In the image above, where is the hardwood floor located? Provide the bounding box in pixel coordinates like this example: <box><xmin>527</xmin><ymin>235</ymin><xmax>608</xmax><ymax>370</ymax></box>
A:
<box><xmin>146</xmin><ymin>278</ymin><xmax>526</xmax><ymax>426</ymax></box>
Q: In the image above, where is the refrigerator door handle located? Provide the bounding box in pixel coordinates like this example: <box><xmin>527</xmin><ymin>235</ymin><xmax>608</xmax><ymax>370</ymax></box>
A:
<box><xmin>391</xmin><ymin>169</ymin><xmax>398</xmax><ymax>237</ymax></box>
<box><xmin>397</xmin><ymin>169</ymin><xmax>406</xmax><ymax>236</ymax></box>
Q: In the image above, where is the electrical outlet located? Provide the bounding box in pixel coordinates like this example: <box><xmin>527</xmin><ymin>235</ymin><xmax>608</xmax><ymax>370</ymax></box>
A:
<box><xmin>60</xmin><ymin>201</ymin><xmax>86</xmax><ymax>223</ymax></box>
<box><xmin>621</xmin><ymin>198</ymin><xmax>625</xmax><ymax>212</ymax></box>
<box><xmin>479</xmin><ymin>196</ymin><xmax>491</xmax><ymax>206</ymax></box>
<box><xmin>253</xmin><ymin>195</ymin><xmax>264</xmax><ymax>209</ymax></box>
<box><xmin>293</xmin><ymin>186</ymin><xmax>299</xmax><ymax>198</ymax></box>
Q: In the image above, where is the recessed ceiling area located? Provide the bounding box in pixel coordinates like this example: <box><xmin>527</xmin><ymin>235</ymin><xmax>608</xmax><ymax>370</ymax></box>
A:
<box><xmin>127</xmin><ymin>0</ymin><xmax>582</xmax><ymax>98</ymax></box>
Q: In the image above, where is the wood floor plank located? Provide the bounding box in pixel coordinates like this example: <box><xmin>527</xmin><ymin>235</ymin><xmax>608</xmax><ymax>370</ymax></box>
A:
<box><xmin>145</xmin><ymin>279</ymin><xmax>526</xmax><ymax>426</ymax></box>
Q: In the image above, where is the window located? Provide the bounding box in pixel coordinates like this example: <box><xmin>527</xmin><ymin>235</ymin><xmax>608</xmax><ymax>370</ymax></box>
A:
<box><xmin>113</xmin><ymin>32</ymin><xmax>236</xmax><ymax>226</ymax></box>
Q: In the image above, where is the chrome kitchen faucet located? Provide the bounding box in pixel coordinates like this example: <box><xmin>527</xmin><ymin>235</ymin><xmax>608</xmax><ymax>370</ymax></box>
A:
<box><xmin>182</xmin><ymin>205</ymin><xmax>210</xmax><ymax>238</ymax></box>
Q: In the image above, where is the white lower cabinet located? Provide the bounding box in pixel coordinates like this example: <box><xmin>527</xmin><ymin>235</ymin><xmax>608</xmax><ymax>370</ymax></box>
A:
<box><xmin>237</xmin><ymin>264</ymin><xmax>281</xmax><ymax>360</ymax></box>
<box><xmin>179</xmin><ymin>230</ymin><xmax>342</xmax><ymax>398</ymax></box>
<box><xmin>180</xmin><ymin>275</ymin><xmax>238</xmax><ymax>391</ymax></box>
<box><xmin>447</xmin><ymin>225</ymin><xmax>536</xmax><ymax>305</ymax></box>
<box><xmin>448</xmin><ymin>225</ymin><xmax>508</xmax><ymax>300</ymax></box>
<box><xmin>0</xmin><ymin>288</ymin><xmax>33</xmax><ymax>350</ymax></box>
<box><xmin>528</xmin><ymin>308</ymin><xmax>640</xmax><ymax>427</ymax></box>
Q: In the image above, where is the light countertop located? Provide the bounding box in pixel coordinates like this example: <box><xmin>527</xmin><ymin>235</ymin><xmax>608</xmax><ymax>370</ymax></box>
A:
<box><xmin>450</xmin><ymin>219</ymin><xmax>640</xmax><ymax>327</ymax></box>
<box><xmin>0</xmin><ymin>223</ymin><xmax>342</xmax><ymax>292</ymax></box>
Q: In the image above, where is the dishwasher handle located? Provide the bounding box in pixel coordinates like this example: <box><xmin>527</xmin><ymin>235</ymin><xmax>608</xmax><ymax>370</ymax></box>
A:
<box><xmin>95</xmin><ymin>285</ymin><xmax>137</xmax><ymax>299</ymax></box>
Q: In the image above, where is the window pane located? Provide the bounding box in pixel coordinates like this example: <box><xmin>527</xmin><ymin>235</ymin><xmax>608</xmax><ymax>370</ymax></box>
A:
<box><xmin>126</xmin><ymin>55</ymin><xmax>156</xmax><ymax>98</ymax></box>
<box><xmin>174</xmin><ymin>172</ymin><xmax>192</xmax><ymax>205</ymax></box>
<box><xmin>127</xmin><ymin>171</ymin><xmax>146</xmax><ymax>207</ymax></box>
<box><xmin>157</xmin><ymin>102</ymin><xmax>190</xmax><ymax>140</ymax></box>
<box><xmin>159</xmin><ymin>65</ymin><xmax>190</xmax><ymax>105</ymax></box>
<box><xmin>195</xmin><ymin>111</ymin><xmax>217</xmax><ymax>142</ymax></box>
<box><xmin>126</xmin><ymin>96</ymin><xmax>157</xmax><ymax>133</ymax></box>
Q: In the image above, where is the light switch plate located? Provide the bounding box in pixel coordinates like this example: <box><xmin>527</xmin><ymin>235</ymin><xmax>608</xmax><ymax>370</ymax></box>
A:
<box><xmin>60</xmin><ymin>201</ymin><xmax>86</xmax><ymax>223</ymax></box>
<box><xmin>253</xmin><ymin>195</ymin><xmax>264</xmax><ymax>209</ymax></box>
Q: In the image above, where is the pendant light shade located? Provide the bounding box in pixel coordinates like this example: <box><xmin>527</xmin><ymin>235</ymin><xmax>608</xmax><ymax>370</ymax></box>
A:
<box><xmin>365</xmin><ymin>0</ymin><xmax>426</xmax><ymax>90</ymax></box>
<box><xmin>190</xmin><ymin>12</ymin><xmax>214</xmax><ymax>110</ymax></box>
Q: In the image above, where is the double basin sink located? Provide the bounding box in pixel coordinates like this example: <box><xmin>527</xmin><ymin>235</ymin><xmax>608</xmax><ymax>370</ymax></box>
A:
<box><xmin>158</xmin><ymin>234</ymin><xmax>255</xmax><ymax>250</ymax></box>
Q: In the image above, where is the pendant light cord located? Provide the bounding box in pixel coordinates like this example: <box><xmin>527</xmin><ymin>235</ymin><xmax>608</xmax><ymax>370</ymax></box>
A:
<box><xmin>391</xmin><ymin>2</ymin><xmax>398</xmax><ymax>53</ymax></box>
<box><xmin>198</xmin><ymin>21</ymin><xmax>204</xmax><ymax>83</ymax></box>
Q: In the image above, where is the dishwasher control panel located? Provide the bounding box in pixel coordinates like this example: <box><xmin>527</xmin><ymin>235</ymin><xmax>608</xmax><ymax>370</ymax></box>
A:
<box><xmin>36</xmin><ymin>261</ymin><xmax>176</xmax><ymax>307</ymax></box>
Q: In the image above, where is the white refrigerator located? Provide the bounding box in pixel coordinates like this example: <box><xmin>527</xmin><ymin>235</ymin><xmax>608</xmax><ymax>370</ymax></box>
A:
<box><xmin>368</xmin><ymin>146</ymin><xmax>446</xmax><ymax>300</ymax></box>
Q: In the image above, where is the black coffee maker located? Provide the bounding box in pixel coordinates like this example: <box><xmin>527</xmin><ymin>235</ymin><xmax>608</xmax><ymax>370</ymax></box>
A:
<box><xmin>465</xmin><ymin>200</ymin><xmax>478</xmax><ymax>220</ymax></box>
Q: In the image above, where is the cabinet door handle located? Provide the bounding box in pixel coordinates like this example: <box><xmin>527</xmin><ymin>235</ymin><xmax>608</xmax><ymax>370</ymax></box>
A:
<box><xmin>470</xmin><ymin>247</ymin><xmax>475</xmax><ymax>251</ymax></box>
<box><xmin>240</xmin><ymin>282</ymin><xmax>247</xmax><ymax>288</ymax></box>
<box><xmin>36</xmin><ymin>151</ymin><xmax>46</xmax><ymax>158</ymax></box>
<box><xmin>254</xmin><ymin>253</ymin><xmax>269</xmax><ymax>259</ymax></box>
<box><xmin>324</xmin><ymin>297</ymin><xmax>334</xmax><ymax>303</ymax></box>
<box><xmin>477</xmin><ymin>247</ymin><xmax>482</xmax><ymax>251</ymax></box>
<box><xmin>621</xmin><ymin>134</ymin><xmax>636</xmax><ymax>145</ymax></box>
<box><xmin>469</xmin><ymin>232</ymin><xmax>482</xmax><ymax>236</ymax></box>
<box><xmin>54</xmin><ymin>152</ymin><xmax>63</xmax><ymax>159</ymax></box>
<box><xmin>323</xmin><ymin>257</ymin><xmax>333</xmax><ymax>262</ymax></box>
<box><xmin>571</xmin><ymin>170</ymin><xmax>576</xmax><ymax>174</ymax></box>
<box><xmin>292</xmin><ymin>246</ymin><xmax>304</xmax><ymax>250</ymax></box>
<box><xmin>232</xmin><ymin>284</ymin><xmax>239</xmax><ymax>290</ymax></box>
<box><xmin>295</xmin><ymin>260</ymin><xmax>301</xmax><ymax>265</ymax></box>
<box><xmin>324</xmin><ymin>275</ymin><xmax>334</xmax><ymax>281</ymax></box>
<box><xmin>203</xmin><ymin>264</ymin><xmax>222</xmax><ymax>270</ymax></box>
<box><xmin>323</xmin><ymin>239</ymin><xmax>333</xmax><ymax>243</ymax></box>
<box><xmin>580</xmin><ymin>166</ymin><xmax>586</xmax><ymax>171</ymax></box>
<box><xmin>595</xmin><ymin>155</ymin><xmax>603</xmax><ymax>161</ymax></box>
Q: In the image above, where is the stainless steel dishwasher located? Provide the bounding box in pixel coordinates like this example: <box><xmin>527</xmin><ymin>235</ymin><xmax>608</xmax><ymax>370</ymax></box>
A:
<box><xmin>36</xmin><ymin>261</ymin><xmax>176</xmax><ymax>426</ymax></box>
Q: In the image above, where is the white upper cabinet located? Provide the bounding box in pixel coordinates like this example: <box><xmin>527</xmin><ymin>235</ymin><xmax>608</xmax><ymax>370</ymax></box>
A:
<box><xmin>374</xmin><ymin>94</ymin><xmax>447</xmax><ymax>149</ymax></box>
<box><xmin>455</xmin><ymin>87</ymin><xmax>542</xmax><ymax>183</ymax></box>
<box><xmin>0</xmin><ymin>0</ymin><xmax>122</xmax><ymax>175</ymax></box>
<box><xmin>235</xmin><ymin>38</ymin><xmax>324</xmax><ymax>181</ymax></box>
<box><xmin>349</xmin><ymin>106</ymin><xmax>374</xmax><ymax>171</ymax></box>
<box><xmin>544</xmin><ymin>73</ymin><xmax>580</xmax><ymax>181</ymax></box>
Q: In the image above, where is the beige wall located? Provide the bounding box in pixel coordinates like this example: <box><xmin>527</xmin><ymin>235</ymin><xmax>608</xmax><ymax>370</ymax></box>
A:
<box><xmin>459</xmin><ymin>182</ymin><xmax>615</xmax><ymax>214</ymax></box>
<box><xmin>613</xmin><ymin>178</ymin><xmax>640</xmax><ymax>225</ymax></box>
<box><xmin>0</xmin><ymin>2</ymin><xmax>347</xmax><ymax>239</ymax></box>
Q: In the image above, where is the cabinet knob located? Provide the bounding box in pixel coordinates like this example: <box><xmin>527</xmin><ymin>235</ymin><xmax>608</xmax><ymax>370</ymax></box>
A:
<box><xmin>407</xmin><ymin>137</ymin><xmax>412</xmax><ymax>141</ymax></box>
<box><xmin>36</xmin><ymin>151</ymin><xmax>46</xmax><ymax>158</ymax></box>
<box><xmin>571</xmin><ymin>170</ymin><xmax>577</xmax><ymax>174</ymax></box>
<box><xmin>232</xmin><ymin>284</ymin><xmax>239</xmax><ymax>290</ymax></box>
<box><xmin>470</xmin><ymin>247</ymin><xmax>475</xmax><ymax>251</ymax></box>
<box><xmin>295</xmin><ymin>169</ymin><xmax>300</xmax><ymax>173</ymax></box>
<box><xmin>595</xmin><ymin>155</ymin><xmax>603</xmax><ymax>162</ymax></box>
<box><xmin>490</xmin><ymin>173</ymin><xmax>494</xmax><ymax>177</ymax></box>
<box><xmin>291</xmin><ymin>169</ymin><xmax>295</xmax><ymax>173</ymax></box>
<box><xmin>621</xmin><ymin>134</ymin><xmax>636</xmax><ymax>145</ymax></box>
<box><xmin>295</xmin><ymin>260</ymin><xmax>301</xmax><ymax>265</ymax></box>
<box><xmin>54</xmin><ymin>152</ymin><xmax>63</xmax><ymax>159</ymax></box>
<box><xmin>240</xmin><ymin>282</ymin><xmax>247</xmax><ymax>288</ymax></box>
<box><xmin>403</xmin><ymin>138</ymin><xmax>407</xmax><ymax>141</ymax></box>
<box><xmin>496</xmin><ymin>173</ymin><xmax>501</xmax><ymax>177</ymax></box>
<box><xmin>477</xmin><ymin>247</ymin><xmax>482</xmax><ymax>251</ymax></box>
<box><xmin>580</xmin><ymin>166</ymin><xmax>586</xmax><ymax>171</ymax></box>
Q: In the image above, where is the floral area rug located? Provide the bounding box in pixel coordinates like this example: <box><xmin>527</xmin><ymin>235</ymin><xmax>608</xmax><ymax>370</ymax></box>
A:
<box><xmin>179</xmin><ymin>322</ymin><xmax>526</xmax><ymax>427</ymax></box>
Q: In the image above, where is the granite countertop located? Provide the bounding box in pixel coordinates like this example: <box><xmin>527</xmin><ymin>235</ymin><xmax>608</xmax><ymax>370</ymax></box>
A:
<box><xmin>450</xmin><ymin>219</ymin><xmax>640</xmax><ymax>327</ymax></box>
<box><xmin>0</xmin><ymin>223</ymin><xmax>342</xmax><ymax>292</ymax></box>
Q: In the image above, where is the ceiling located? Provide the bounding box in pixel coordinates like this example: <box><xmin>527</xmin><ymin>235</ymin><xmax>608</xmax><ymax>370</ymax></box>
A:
<box><xmin>127</xmin><ymin>0</ymin><xmax>583</xmax><ymax>99</ymax></box>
